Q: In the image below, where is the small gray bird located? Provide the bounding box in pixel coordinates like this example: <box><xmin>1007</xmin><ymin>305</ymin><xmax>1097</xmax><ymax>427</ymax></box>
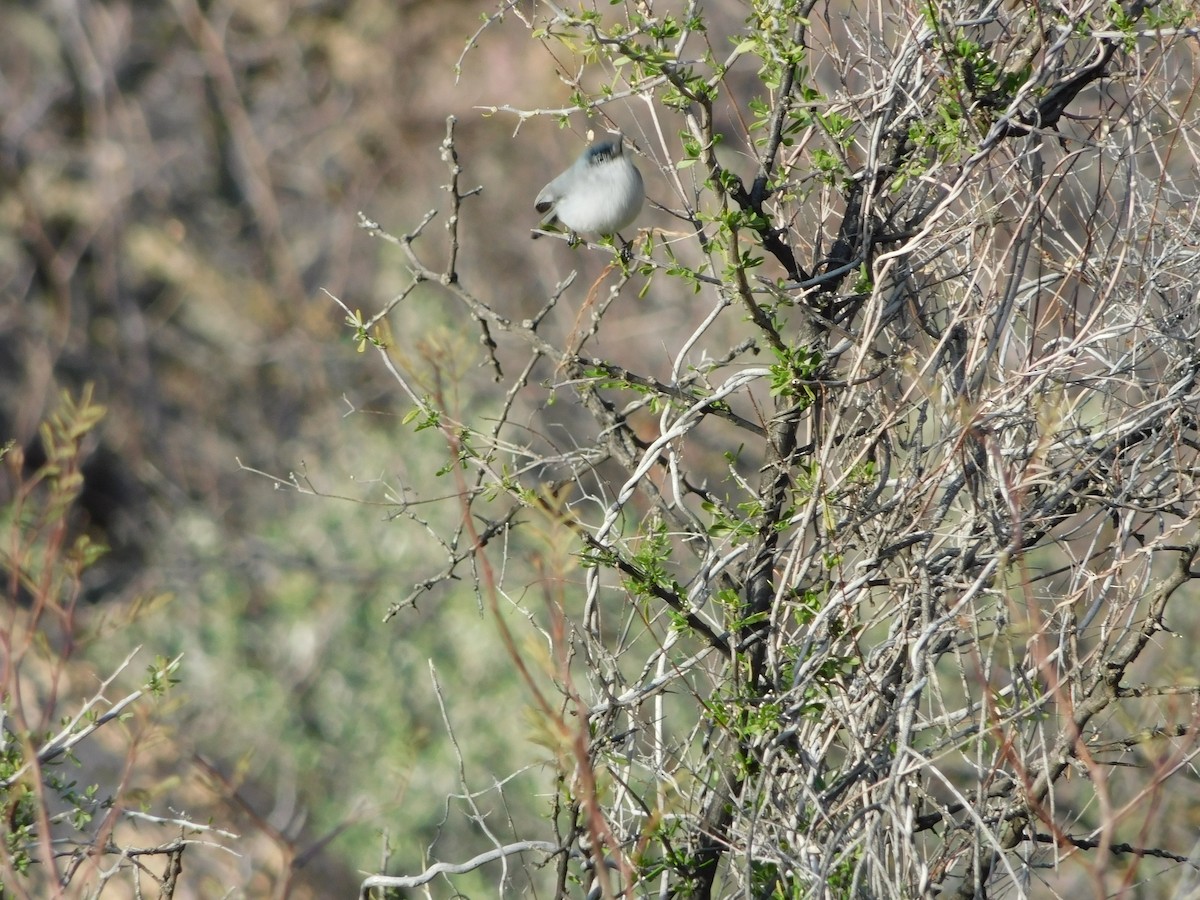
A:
<box><xmin>535</xmin><ymin>132</ymin><xmax>644</xmax><ymax>238</ymax></box>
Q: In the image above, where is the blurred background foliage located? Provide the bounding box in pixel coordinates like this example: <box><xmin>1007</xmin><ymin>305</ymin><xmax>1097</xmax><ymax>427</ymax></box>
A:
<box><xmin>0</xmin><ymin>0</ymin><xmax>692</xmax><ymax>893</ymax></box>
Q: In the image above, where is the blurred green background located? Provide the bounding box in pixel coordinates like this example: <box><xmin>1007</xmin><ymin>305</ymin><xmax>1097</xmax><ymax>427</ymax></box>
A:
<box><xmin>0</xmin><ymin>0</ymin><xmax>702</xmax><ymax>894</ymax></box>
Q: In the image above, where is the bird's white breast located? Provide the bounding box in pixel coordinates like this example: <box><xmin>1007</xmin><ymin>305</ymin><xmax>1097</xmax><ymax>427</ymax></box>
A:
<box><xmin>553</xmin><ymin>157</ymin><xmax>644</xmax><ymax>235</ymax></box>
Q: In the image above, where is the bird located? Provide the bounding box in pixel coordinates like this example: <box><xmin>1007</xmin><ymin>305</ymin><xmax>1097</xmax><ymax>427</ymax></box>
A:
<box><xmin>534</xmin><ymin>132</ymin><xmax>644</xmax><ymax>240</ymax></box>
